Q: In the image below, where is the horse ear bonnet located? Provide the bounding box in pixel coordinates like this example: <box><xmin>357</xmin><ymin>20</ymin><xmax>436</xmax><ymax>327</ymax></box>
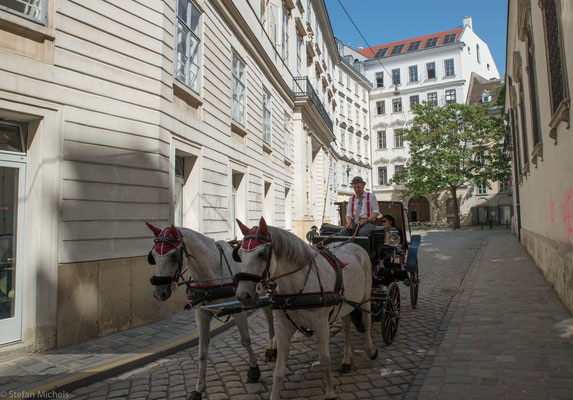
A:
<box><xmin>148</xmin><ymin>250</ymin><xmax>156</xmax><ymax>265</ymax></box>
<box><xmin>232</xmin><ymin>246</ymin><xmax>241</xmax><ymax>263</ymax></box>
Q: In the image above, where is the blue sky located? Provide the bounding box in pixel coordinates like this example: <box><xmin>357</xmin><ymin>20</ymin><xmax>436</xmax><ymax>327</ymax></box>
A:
<box><xmin>325</xmin><ymin>0</ymin><xmax>508</xmax><ymax>75</ymax></box>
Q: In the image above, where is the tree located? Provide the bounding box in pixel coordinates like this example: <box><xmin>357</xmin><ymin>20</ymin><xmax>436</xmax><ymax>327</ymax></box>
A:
<box><xmin>392</xmin><ymin>102</ymin><xmax>511</xmax><ymax>229</ymax></box>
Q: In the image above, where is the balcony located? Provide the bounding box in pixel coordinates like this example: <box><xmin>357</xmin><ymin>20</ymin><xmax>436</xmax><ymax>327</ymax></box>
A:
<box><xmin>293</xmin><ymin>76</ymin><xmax>333</xmax><ymax>133</ymax></box>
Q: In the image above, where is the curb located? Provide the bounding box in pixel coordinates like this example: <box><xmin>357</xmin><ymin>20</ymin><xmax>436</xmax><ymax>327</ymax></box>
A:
<box><xmin>23</xmin><ymin>318</ymin><xmax>237</xmax><ymax>398</ymax></box>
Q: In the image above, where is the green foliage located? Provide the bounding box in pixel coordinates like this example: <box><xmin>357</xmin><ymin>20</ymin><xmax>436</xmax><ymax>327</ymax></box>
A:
<box><xmin>391</xmin><ymin>102</ymin><xmax>511</xmax><ymax>198</ymax></box>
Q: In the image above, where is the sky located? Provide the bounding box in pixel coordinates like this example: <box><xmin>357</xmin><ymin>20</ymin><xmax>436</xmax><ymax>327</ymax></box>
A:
<box><xmin>324</xmin><ymin>0</ymin><xmax>508</xmax><ymax>75</ymax></box>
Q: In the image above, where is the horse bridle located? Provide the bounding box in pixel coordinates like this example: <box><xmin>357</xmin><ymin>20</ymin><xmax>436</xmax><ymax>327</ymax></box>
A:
<box><xmin>148</xmin><ymin>231</ymin><xmax>193</xmax><ymax>287</ymax></box>
<box><xmin>234</xmin><ymin>232</ymin><xmax>273</xmax><ymax>285</ymax></box>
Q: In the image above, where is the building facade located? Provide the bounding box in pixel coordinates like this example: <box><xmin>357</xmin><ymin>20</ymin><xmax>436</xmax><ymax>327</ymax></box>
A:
<box><xmin>333</xmin><ymin>43</ymin><xmax>372</xmax><ymax>212</ymax></box>
<box><xmin>0</xmin><ymin>0</ymin><xmax>339</xmax><ymax>352</ymax></box>
<box><xmin>505</xmin><ymin>0</ymin><xmax>572</xmax><ymax>313</ymax></box>
<box><xmin>359</xmin><ymin>17</ymin><xmax>500</xmax><ymax>224</ymax></box>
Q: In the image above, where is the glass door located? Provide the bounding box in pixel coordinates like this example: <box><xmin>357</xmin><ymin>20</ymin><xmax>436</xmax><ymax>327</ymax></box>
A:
<box><xmin>0</xmin><ymin>161</ymin><xmax>25</xmax><ymax>344</ymax></box>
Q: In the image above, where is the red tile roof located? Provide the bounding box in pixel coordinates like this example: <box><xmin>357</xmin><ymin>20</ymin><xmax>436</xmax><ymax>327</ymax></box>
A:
<box><xmin>357</xmin><ymin>27</ymin><xmax>464</xmax><ymax>59</ymax></box>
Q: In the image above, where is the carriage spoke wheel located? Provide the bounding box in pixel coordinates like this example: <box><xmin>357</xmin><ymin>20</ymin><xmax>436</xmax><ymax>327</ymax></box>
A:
<box><xmin>410</xmin><ymin>261</ymin><xmax>419</xmax><ymax>309</ymax></box>
<box><xmin>381</xmin><ymin>282</ymin><xmax>400</xmax><ymax>345</ymax></box>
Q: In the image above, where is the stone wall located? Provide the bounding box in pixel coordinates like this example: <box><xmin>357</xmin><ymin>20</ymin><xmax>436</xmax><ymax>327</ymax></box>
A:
<box><xmin>56</xmin><ymin>256</ymin><xmax>187</xmax><ymax>349</ymax></box>
<box><xmin>521</xmin><ymin>229</ymin><xmax>573</xmax><ymax>314</ymax></box>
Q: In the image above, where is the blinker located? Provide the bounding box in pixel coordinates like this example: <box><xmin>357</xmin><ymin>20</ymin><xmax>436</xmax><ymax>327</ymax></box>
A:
<box><xmin>148</xmin><ymin>250</ymin><xmax>156</xmax><ymax>265</ymax></box>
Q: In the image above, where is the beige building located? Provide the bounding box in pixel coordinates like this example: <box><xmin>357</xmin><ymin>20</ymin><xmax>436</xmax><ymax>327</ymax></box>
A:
<box><xmin>0</xmin><ymin>0</ymin><xmax>339</xmax><ymax>353</ymax></box>
<box><xmin>505</xmin><ymin>0</ymin><xmax>572</xmax><ymax>313</ymax></box>
<box><xmin>333</xmin><ymin>42</ymin><xmax>372</xmax><ymax>211</ymax></box>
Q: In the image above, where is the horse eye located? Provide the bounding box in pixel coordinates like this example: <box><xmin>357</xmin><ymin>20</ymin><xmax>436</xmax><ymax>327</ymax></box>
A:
<box><xmin>258</xmin><ymin>251</ymin><xmax>265</xmax><ymax>259</ymax></box>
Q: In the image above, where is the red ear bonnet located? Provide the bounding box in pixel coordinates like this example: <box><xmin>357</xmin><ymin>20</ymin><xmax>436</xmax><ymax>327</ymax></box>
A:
<box><xmin>236</xmin><ymin>219</ymin><xmax>251</xmax><ymax>235</ymax></box>
<box><xmin>146</xmin><ymin>222</ymin><xmax>163</xmax><ymax>237</ymax></box>
<box><xmin>258</xmin><ymin>217</ymin><xmax>269</xmax><ymax>237</ymax></box>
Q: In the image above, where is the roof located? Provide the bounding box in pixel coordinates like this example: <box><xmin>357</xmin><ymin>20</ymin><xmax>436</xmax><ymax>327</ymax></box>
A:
<box><xmin>358</xmin><ymin>27</ymin><xmax>464</xmax><ymax>59</ymax></box>
<box><xmin>466</xmin><ymin>73</ymin><xmax>503</xmax><ymax>106</ymax></box>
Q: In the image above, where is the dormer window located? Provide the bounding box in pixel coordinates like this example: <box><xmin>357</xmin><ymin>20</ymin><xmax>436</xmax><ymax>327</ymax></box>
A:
<box><xmin>482</xmin><ymin>90</ymin><xmax>491</xmax><ymax>103</ymax></box>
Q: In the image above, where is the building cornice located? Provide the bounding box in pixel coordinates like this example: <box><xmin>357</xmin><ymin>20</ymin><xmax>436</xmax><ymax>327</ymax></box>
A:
<box><xmin>364</xmin><ymin>42</ymin><xmax>464</xmax><ymax>65</ymax></box>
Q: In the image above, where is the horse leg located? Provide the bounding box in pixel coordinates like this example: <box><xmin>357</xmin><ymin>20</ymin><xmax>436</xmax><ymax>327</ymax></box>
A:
<box><xmin>191</xmin><ymin>308</ymin><xmax>212</xmax><ymax>398</ymax></box>
<box><xmin>233</xmin><ymin>311</ymin><xmax>261</xmax><ymax>382</ymax></box>
<box><xmin>271</xmin><ymin>311</ymin><xmax>296</xmax><ymax>400</ymax></box>
<box><xmin>262</xmin><ymin>306</ymin><xmax>277</xmax><ymax>361</ymax></box>
<box><xmin>315</xmin><ymin>319</ymin><xmax>336</xmax><ymax>399</ymax></box>
<box><xmin>362</xmin><ymin>300</ymin><xmax>378</xmax><ymax>360</ymax></box>
<box><xmin>340</xmin><ymin>315</ymin><xmax>352</xmax><ymax>373</ymax></box>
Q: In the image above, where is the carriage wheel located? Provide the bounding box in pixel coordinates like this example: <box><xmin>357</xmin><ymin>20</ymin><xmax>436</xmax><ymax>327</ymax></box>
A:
<box><xmin>410</xmin><ymin>261</ymin><xmax>419</xmax><ymax>309</ymax></box>
<box><xmin>381</xmin><ymin>282</ymin><xmax>400</xmax><ymax>345</ymax></box>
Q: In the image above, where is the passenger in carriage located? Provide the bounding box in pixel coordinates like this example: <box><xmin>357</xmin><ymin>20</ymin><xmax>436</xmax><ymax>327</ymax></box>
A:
<box><xmin>381</xmin><ymin>214</ymin><xmax>403</xmax><ymax>243</ymax></box>
<box><xmin>343</xmin><ymin>176</ymin><xmax>380</xmax><ymax>236</ymax></box>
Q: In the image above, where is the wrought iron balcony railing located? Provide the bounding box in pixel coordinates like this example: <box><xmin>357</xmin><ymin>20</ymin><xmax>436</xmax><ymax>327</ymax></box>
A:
<box><xmin>293</xmin><ymin>76</ymin><xmax>333</xmax><ymax>133</ymax></box>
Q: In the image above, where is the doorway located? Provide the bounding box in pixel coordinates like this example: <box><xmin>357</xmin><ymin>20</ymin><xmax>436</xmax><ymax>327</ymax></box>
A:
<box><xmin>408</xmin><ymin>196</ymin><xmax>430</xmax><ymax>222</ymax></box>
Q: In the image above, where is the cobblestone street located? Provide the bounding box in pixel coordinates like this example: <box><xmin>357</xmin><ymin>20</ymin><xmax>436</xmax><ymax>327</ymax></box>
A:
<box><xmin>66</xmin><ymin>230</ymin><xmax>516</xmax><ymax>400</ymax></box>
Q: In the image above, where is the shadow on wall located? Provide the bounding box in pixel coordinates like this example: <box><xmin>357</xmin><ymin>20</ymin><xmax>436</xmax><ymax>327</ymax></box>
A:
<box><xmin>55</xmin><ymin>147</ymin><xmax>187</xmax><ymax>349</ymax></box>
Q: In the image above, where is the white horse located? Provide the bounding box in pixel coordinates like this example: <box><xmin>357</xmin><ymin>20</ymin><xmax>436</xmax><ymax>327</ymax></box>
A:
<box><xmin>145</xmin><ymin>223</ymin><xmax>276</xmax><ymax>400</ymax></box>
<box><xmin>235</xmin><ymin>217</ymin><xmax>377</xmax><ymax>400</ymax></box>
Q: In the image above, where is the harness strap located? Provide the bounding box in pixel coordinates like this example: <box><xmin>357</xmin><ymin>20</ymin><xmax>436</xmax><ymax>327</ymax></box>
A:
<box><xmin>318</xmin><ymin>247</ymin><xmax>344</xmax><ymax>293</ymax></box>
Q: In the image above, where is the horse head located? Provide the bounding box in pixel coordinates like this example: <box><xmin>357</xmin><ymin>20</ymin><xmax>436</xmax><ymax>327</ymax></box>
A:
<box><xmin>235</xmin><ymin>217</ymin><xmax>276</xmax><ymax>307</ymax></box>
<box><xmin>146</xmin><ymin>222</ymin><xmax>186</xmax><ymax>301</ymax></box>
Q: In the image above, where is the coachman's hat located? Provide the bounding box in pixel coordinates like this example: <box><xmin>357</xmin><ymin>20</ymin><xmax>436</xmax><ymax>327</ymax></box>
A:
<box><xmin>350</xmin><ymin>176</ymin><xmax>366</xmax><ymax>185</ymax></box>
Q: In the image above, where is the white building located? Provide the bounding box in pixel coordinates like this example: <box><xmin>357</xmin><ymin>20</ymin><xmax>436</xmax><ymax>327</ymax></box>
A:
<box><xmin>0</xmin><ymin>0</ymin><xmax>339</xmax><ymax>352</ymax></box>
<box><xmin>506</xmin><ymin>0</ymin><xmax>572</xmax><ymax>313</ymax></box>
<box><xmin>358</xmin><ymin>17</ymin><xmax>500</xmax><ymax>223</ymax></box>
<box><xmin>332</xmin><ymin>42</ymin><xmax>372</xmax><ymax>216</ymax></box>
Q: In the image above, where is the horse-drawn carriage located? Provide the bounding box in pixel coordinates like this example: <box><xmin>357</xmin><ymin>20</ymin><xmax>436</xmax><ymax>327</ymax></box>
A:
<box><xmin>307</xmin><ymin>200</ymin><xmax>421</xmax><ymax>344</ymax></box>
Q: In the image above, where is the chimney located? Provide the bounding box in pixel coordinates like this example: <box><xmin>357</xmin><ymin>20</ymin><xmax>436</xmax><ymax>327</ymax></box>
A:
<box><xmin>463</xmin><ymin>16</ymin><xmax>473</xmax><ymax>30</ymax></box>
<box><xmin>357</xmin><ymin>46</ymin><xmax>363</xmax><ymax>50</ymax></box>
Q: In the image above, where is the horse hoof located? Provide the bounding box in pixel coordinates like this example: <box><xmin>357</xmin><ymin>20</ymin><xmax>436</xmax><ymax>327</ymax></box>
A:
<box><xmin>188</xmin><ymin>391</ymin><xmax>202</xmax><ymax>400</ymax></box>
<box><xmin>264</xmin><ymin>348</ymin><xmax>277</xmax><ymax>362</ymax></box>
<box><xmin>247</xmin><ymin>365</ymin><xmax>261</xmax><ymax>382</ymax></box>
<box><xmin>340</xmin><ymin>363</ymin><xmax>351</xmax><ymax>374</ymax></box>
<box><xmin>369</xmin><ymin>348</ymin><xmax>378</xmax><ymax>360</ymax></box>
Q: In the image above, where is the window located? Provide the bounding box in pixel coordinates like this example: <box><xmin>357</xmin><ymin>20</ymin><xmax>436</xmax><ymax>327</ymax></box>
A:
<box><xmin>445</xmin><ymin>59</ymin><xmax>455</xmax><ymax>76</ymax></box>
<box><xmin>357</xmin><ymin>138</ymin><xmax>361</xmax><ymax>154</ymax></box>
<box><xmin>375</xmin><ymin>72</ymin><xmax>384</xmax><ymax>88</ymax></box>
<box><xmin>363</xmin><ymin>113</ymin><xmax>367</xmax><ymax>127</ymax></box>
<box><xmin>425</xmin><ymin>37</ymin><xmax>439</xmax><ymax>48</ymax></box>
<box><xmin>175</xmin><ymin>1</ymin><xmax>202</xmax><ymax>93</ymax></box>
<box><xmin>376</xmin><ymin>100</ymin><xmax>385</xmax><ymax>115</ymax></box>
<box><xmin>262</xmin><ymin>88</ymin><xmax>272</xmax><ymax>144</ymax></box>
<box><xmin>390</xmin><ymin>44</ymin><xmax>404</xmax><ymax>55</ymax></box>
<box><xmin>348</xmin><ymin>134</ymin><xmax>353</xmax><ymax>152</ymax></box>
<box><xmin>377</xmin><ymin>130</ymin><xmax>386</xmax><ymax>149</ymax></box>
<box><xmin>0</xmin><ymin>122</ymin><xmax>25</xmax><ymax>153</ymax></box>
<box><xmin>499</xmin><ymin>181</ymin><xmax>508</xmax><ymax>192</ymax></box>
<box><xmin>541</xmin><ymin>0</ymin><xmax>568</xmax><ymax>117</ymax></box>
<box><xmin>341</xmin><ymin>131</ymin><xmax>346</xmax><ymax>149</ymax></box>
<box><xmin>392</xmin><ymin>69</ymin><xmax>400</xmax><ymax>85</ymax></box>
<box><xmin>392</xmin><ymin>98</ymin><xmax>402</xmax><ymax>113</ymax></box>
<box><xmin>231</xmin><ymin>52</ymin><xmax>246</xmax><ymax>125</ymax></box>
<box><xmin>482</xmin><ymin>90</ymin><xmax>491</xmax><ymax>103</ymax></box>
<box><xmin>375</xmin><ymin>48</ymin><xmax>388</xmax><ymax>58</ymax></box>
<box><xmin>340</xmin><ymin>98</ymin><xmax>345</xmax><ymax>116</ymax></box>
<box><xmin>346</xmin><ymin>76</ymin><xmax>350</xmax><ymax>88</ymax></box>
<box><xmin>296</xmin><ymin>36</ymin><xmax>302</xmax><ymax>76</ymax></box>
<box><xmin>174</xmin><ymin>156</ymin><xmax>185</xmax><ymax>226</ymax></box>
<box><xmin>410</xmin><ymin>95</ymin><xmax>419</xmax><ymax>106</ymax></box>
<box><xmin>355</xmin><ymin>82</ymin><xmax>359</xmax><ymax>96</ymax></box>
<box><xmin>394</xmin><ymin>130</ymin><xmax>404</xmax><ymax>147</ymax></box>
<box><xmin>339</xmin><ymin>70</ymin><xmax>343</xmax><ymax>83</ymax></box>
<box><xmin>378</xmin><ymin>166</ymin><xmax>387</xmax><ymax>185</ymax></box>
<box><xmin>407</xmin><ymin>41</ymin><xmax>421</xmax><ymax>52</ymax></box>
<box><xmin>409</xmin><ymin>65</ymin><xmax>418</xmax><ymax>82</ymax></box>
<box><xmin>445</xmin><ymin>89</ymin><xmax>456</xmax><ymax>104</ymax></box>
<box><xmin>283</xmin><ymin>113</ymin><xmax>291</xmax><ymax>158</ymax></box>
<box><xmin>394</xmin><ymin>164</ymin><xmax>404</xmax><ymax>177</ymax></box>
<box><xmin>0</xmin><ymin>0</ymin><xmax>45</xmax><ymax>23</ymax></box>
<box><xmin>476</xmin><ymin>44</ymin><xmax>481</xmax><ymax>63</ymax></box>
<box><xmin>362</xmin><ymin>88</ymin><xmax>366</xmax><ymax>101</ymax></box>
<box><xmin>281</xmin><ymin>7</ymin><xmax>289</xmax><ymax>61</ymax></box>
<box><xmin>477</xmin><ymin>183</ymin><xmax>487</xmax><ymax>195</ymax></box>
<box><xmin>307</xmin><ymin>0</ymin><xmax>311</xmax><ymax>23</ymax></box>
<box><xmin>526</xmin><ymin>31</ymin><xmax>541</xmax><ymax>148</ymax></box>
<box><xmin>355</xmin><ymin>108</ymin><xmax>359</xmax><ymax>123</ymax></box>
<box><xmin>426</xmin><ymin>62</ymin><xmax>436</xmax><ymax>79</ymax></box>
<box><xmin>347</xmin><ymin>102</ymin><xmax>352</xmax><ymax>120</ymax></box>
<box><xmin>427</xmin><ymin>92</ymin><xmax>438</xmax><ymax>106</ymax></box>
<box><xmin>443</xmin><ymin>33</ymin><xmax>457</xmax><ymax>44</ymax></box>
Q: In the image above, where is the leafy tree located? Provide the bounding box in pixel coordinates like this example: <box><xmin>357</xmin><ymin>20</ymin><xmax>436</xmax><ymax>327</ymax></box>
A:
<box><xmin>392</xmin><ymin>102</ymin><xmax>511</xmax><ymax>229</ymax></box>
